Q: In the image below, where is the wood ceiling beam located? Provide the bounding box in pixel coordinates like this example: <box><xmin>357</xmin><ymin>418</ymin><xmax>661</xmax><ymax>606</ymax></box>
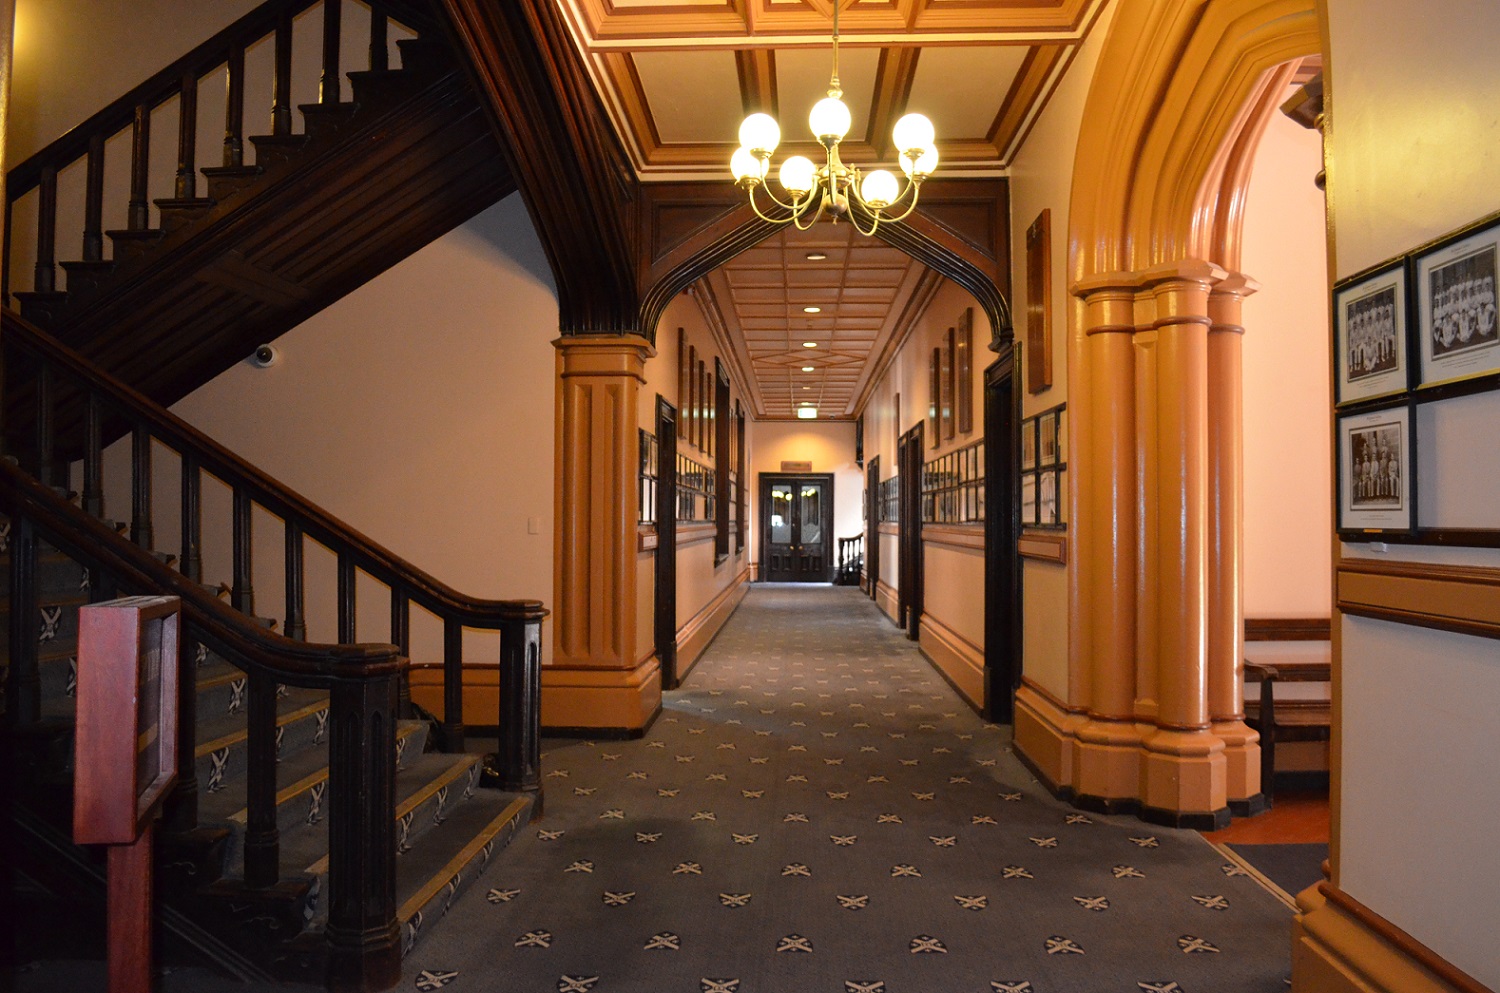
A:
<box><xmin>440</xmin><ymin>0</ymin><xmax>641</xmax><ymax>333</ymax></box>
<box><xmin>736</xmin><ymin>49</ymin><xmax>778</xmax><ymax>117</ymax></box>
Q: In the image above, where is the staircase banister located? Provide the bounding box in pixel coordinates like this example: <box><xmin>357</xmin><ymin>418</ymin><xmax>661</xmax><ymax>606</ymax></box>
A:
<box><xmin>3</xmin><ymin>308</ymin><xmax>535</xmax><ymax>631</ymax></box>
<box><xmin>4</xmin><ymin>0</ymin><xmax>440</xmax><ymax>202</ymax></box>
<box><xmin>0</xmin><ymin>456</ymin><xmax>404</xmax><ymax>684</ymax></box>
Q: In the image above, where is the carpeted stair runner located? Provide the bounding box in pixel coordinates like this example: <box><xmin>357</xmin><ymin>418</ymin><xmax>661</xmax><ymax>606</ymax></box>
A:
<box><xmin>402</xmin><ymin>585</ymin><xmax>1296</xmax><ymax>993</ymax></box>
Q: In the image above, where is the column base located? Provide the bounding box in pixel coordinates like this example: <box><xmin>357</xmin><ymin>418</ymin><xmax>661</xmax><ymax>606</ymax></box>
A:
<box><xmin>1140</xmin><ymin>726</ymin><xmax>1229</xmax><ymax>829</ymax></box>
<box><xmin>1294</xmin><ymin>882</ymin><xmax>1486</xmax><ymax>993</ymax></box>
<box><xmin>1073</xmin><ymin>718</ymin><xmax>1145</xmax><ymax>805</ymax></box>
<box><xmin>1013</xmin><ymin>683</ymin><xmax>1087</xmax><ymax>796</ymax></box>
<box><xmin>1212</xmin><ymin>718</ymin><xmax>1263</xmax><ymax>807</ymax></box>
<box><xmin>541</xmin><ymin>658</ymin><xmax>662</xmax><ymax>737</ymax></box>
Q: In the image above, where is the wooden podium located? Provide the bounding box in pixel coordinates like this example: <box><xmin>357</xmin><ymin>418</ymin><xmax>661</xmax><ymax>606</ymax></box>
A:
<box><xmin>73</xmin><ymin>596</ymin><xmax>181</xmax><ymax>993</ymax></box>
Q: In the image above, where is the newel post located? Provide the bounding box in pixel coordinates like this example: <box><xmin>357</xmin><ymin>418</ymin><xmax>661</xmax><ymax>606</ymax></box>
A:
<box><xmin>484</xmin><ymin>602</ymin><xmax>548</xmax><ymax>802</ymax></box>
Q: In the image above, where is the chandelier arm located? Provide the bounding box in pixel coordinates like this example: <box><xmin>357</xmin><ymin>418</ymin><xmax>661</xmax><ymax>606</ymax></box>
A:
<box><xmin>791</xmin><ymin>195</ymin><xmax>830</xmax><ymax>231</ymax></box>
<box><xmin>874</xmin><ymin>185</ymin><xmax>924</xmax><ymax>223</ymax></box>
<box><xmin>847</xmin><ymin>209</ymin><xmax>880</xmax><ymax>238</ymax></box>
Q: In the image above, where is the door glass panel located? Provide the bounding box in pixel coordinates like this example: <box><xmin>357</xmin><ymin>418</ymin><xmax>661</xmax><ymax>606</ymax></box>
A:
<box><xmin>800</xmin><ymin>485</ymin><xmax>822</xmax><ymax>545</ymax></box>
<box><xmin>771</xmin><ymin>486</ymin><xmax>793</xmax><ymax>544</ymax></box>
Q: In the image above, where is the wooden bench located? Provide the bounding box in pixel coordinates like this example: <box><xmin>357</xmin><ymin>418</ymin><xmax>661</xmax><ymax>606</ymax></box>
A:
<box><xmin>1244</xmin><ymin>656</ymin><xmax>1331</xmax><ymax>802</ymax></box>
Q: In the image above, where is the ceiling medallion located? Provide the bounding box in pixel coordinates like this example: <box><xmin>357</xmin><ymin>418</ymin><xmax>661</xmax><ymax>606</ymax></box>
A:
<box><xmin>729</xmin><ymin>1</ymin><xmax>937</xmax><ymax>236</ymax></box>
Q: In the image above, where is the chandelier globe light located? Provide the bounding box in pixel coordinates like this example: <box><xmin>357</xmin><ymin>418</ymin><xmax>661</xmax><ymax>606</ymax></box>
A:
<box><xmin>728</xmin><ymin>1</ymin><xmax>936</xmax><ymax>235</ymax></box>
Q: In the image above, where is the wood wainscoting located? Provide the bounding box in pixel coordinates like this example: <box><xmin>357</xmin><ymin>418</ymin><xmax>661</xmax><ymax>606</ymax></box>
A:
<box><xmin>875</xmin><ymin>579</ymin><xmax>900</xmax><ymax>625</ymax></box>
<box><xmin>675</xmin><ymin>565</ymin><xmax>751</xmax><ymax>684</ymax></box>
<box><xmin>917</xmin><ymin>611</ymin><xmax>984</xmax><ymax>711</ymax></box>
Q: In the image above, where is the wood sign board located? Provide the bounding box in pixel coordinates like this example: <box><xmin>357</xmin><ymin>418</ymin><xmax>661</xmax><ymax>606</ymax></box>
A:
<box><xmin>74</xmin><ymin>596</ymin><xmax>181</xmax><ymax>845</ymax></box>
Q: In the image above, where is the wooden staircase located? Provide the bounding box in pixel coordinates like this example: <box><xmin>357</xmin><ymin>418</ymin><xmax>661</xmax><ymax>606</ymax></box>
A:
<box><xmin>4</xmin><ymin>0</ymin><xmax>514</xmax><ymax>409</ymax></box>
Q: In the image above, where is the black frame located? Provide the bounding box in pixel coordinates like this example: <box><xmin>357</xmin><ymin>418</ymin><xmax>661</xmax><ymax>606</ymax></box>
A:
<box><xmin>1413</xmin><ymin>212</ymin><xmax>1500</xmax><ymax>395</ymax></box>
<box><xmin>1018</xmin><ymin>403</ymin><xmax>1067</xmax><ymax>529</ymax></box>
<box><xmin>1335</xmin><ymin>400</ymin><xmax>1416</xmax><ymax>540</ymax></box>
<box><xmin>759</xmin><ymin>473</ymin><xmax>835</xmax><ymax>583</ymax></box>
<box><xmin>1333</xmin><ymin>258</ymin><xmax>1410</xmax><ymax>407</ymax></box>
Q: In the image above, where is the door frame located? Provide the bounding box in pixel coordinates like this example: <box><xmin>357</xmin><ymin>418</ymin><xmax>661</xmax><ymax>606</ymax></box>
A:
<box><xmin>865</xmin><ymin>455</ymin><xmax>881</xmax><ymax>600</ymax></box>
<box><xmin>654</xmin><ymin>395</ymin><xmax>679</xmax><ymax>689</ymax></box>
<box><xmin>758</xmin><ymin>472</ymin><xmax>836</xmax><ymax>582</ymax></box>
<box><xmin>983</xmin><ymin>348</ymin><xmax>1022</xmax><ymax>722</ymax></box>
<box><xmin>897</xmin><ymin>423</ymin><xmax>924</xmax><ymax>640</ymax></box>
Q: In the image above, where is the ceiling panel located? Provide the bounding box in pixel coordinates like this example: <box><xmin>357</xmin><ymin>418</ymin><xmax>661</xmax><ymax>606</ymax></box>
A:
<box><xmin>631</xmin><ymin>51</ymin><xmax>746</xmax><ymax>143</ymax></box>
<box><xmin>907</xmin><ymin>44</ymin><xmax>1031</xmax><ymax>140</ymax></box>
<box><xmin>774</xmin><ymin>46</ymin><xmax>882</xmax><ymax>146</ymax></box>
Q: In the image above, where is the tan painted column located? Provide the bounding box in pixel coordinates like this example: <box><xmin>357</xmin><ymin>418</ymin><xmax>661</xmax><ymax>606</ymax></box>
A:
<box><xmin>1138</xmin><ymin>261</ymin><xmax>1228</xmax><ymax>825</ymax></box>
<box><xmin>547</xmin><ymin>334</ymin><xmax>661</xmax><ymax>731</ymax></box>
<box><xmin>1207</xmin><ymin>272</ymin><xmax>1262</xmax><ymax>808</ymax></box>
<box><xmin>0</xmin><ymin>0</ymin><xmax>13</xmax><ymax>253</ymax></box>
<box><xmin>1070</xmin><ymin>277</ymin><xmax>1145</xmax><ymax>807</ymax></box>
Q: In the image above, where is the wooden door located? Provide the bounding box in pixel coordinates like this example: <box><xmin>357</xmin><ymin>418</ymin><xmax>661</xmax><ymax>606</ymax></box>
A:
<box><xmin>897</xmin><ymin>424</ymin><xmax>924</xmax><ymax>640</ymax></box>
<box><xmin>655</xmin><ymin>397</ymin><xmax>679</xmax><ymax>689</ymax></box>
<box><xmin>865</xmin><ymin>456</ymin><xmax>880</xmax><ymax>600</ymax></box>
<box><xmin>983</xmin><ymin>349</ymin><xmax>1022</xmax><ymax>722</ymax></box>
<box><xmin>760</xmin><ymin>474</ymin><xmax>834</xmax><ymax>582</ymax></box>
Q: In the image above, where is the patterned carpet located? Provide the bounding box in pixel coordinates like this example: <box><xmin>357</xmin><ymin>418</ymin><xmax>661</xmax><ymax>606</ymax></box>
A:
<box><xmin>403</xmin><ymin>584</ymin><xmax>1295</xmax><ymax>993</ymax></box>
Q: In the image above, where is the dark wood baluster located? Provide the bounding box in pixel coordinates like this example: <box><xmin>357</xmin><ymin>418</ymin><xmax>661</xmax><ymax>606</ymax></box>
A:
<box><xmin>325</xmin><ymin>672</ymin><xmax>401</xmax><ymax>990</ymax></box>
<box><xmin>175</xmin><ymin>70</ymin><xmax>198</xmax><ymax>199</ymax></box>
<box><xmin>285</xmin><ymin>521</ymin><xmax>306</xmax><ymax>641</ymax></box>
<box><xmin>442</xmin><ymin>618</ymin><xmax>464</xmax><ymax>752</ymax></box>
<box><xmin>128</xmin><ymin>103</ymin><xmax>151</xmax><ymax>230</ymax></box>
<box><xmin>83</xmin><ymin>135</ymin><xmax>106</xmax><ymax>261</ymax></box>
<box><xmin>321</xmin><ymin>0</ymin><xmax>342</xmax><ymax>104</ymax></box>
<box><xmin>6</xmin><ymin>516</ymin><xmax>41</xmax><ymax>725</ymax></box>
<box><xmin>243</xmin><ymin>670</ymin><xmax>280</xmax><ymax>889</ymax></box>
<box><xmin>131</xmin><ymin>425</ymin><xmax>153</xmax><ymax>550</ymax></box>
<box><xmin>2</xmin><ymin>198</ymin><xmax>14</xmax><ymax>302</ymax></box>
<box><xmin>34</xmin><ymin>360</ymin><xmax>57</xmax><ymax>486</ymax></box>
<box><xmin>179</xmin><ymin>456</ymin><xmax>202</xmax><ymax>584</ymax></box>
<box><xmin>163</xmin><ymin>635</ymin><xmax>199</xmax><ymax>834</ymax></box>
<box><xmin>486</xmin><ymin>604</ymin><xmax>546</xmax><ymax>799</ymax></box>
<box><xmin>34</xmin><ymin>165</ymin><xmax>57</xmax><ymax>293</ymax></box>
<box><xmin>337</xmin><ymin>551</ymin><xmax>356</xmax><ymax>643</ymax></box>
<box><xmin>82</xmin><ymin>393</ymin><xmax>105</xmax><ymax>518</ymax></box>
<box><xmin>232</xmin><ymin>488</ymin><xmax>254</xmax><ymax>615</ymax></box>
<box><xmin>272</xmin><ymin>9</ymin><xmax>294</xmax><ymax>135</ymax></box>
<box><xmin>224</xmin><ymin>42</ymin><xmax>245</xmax><ymax>167</ymax></box>
<box><xmin>369</xmin><ymin>5</ymin><xmax>389</xmax><ymax>73</ymax></box>
<box><xmin>389</xmin><ymin>588</ymin><xmax>411</xmax><ymax>717</ymax></box>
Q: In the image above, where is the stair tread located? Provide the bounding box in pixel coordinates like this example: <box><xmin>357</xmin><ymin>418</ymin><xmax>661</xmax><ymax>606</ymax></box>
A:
<box><xmin>59</xmin><ymin>259</ymin><xmax>117</xmax><ymax>272</ymax></box>
<box><xmin>200</xmin><ymin>165</ymin><xmax>262</xmax><ymax>177</ymax></box>
<box><xmin>393</xmin><ymin>791</ymin><xmax>530</xmax><ymax>927</ymax></box>
<box><xmin>195</xmin><ymin>687</ymin><xmax>330</xmax><ymax>758</ymax></box>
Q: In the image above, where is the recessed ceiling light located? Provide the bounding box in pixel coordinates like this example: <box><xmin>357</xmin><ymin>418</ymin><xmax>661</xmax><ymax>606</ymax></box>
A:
<box><xmin>803</xmin><ymin>386</ymin><xmax>811</xmax><ymax>390</ymax></box>
<box><xmin>802</xmin><ymin>365</ymin><xmax>815</xmax><ymax>372</ymax></box>
<box><xmin>797</xmin><ymin>407</ymin><xmax>817</xmax><ymax>419</ymax></box>
<box><xmin>803</xmin><ymin>306</ymin><xmax>823</xmax><ymax>314</ymax></box>
<box><xmin>806</xmin><ymin>252</ymin><xmax>828</xmax><ymax>261</ymax></box>
<box><xmin>802</xmin><ymin>341</ymin><xmax>818</xmax><ymax>348</ymax></box>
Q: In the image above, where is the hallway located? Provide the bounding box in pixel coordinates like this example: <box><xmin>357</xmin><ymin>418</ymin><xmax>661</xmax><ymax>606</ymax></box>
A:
<box><xmin>404</xmin><ymin>585</ymin><xmax>1296</xmax><ymax>993</ymax></box>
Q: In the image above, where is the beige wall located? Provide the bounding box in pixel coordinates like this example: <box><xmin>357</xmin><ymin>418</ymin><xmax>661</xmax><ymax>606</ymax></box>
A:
<box><xmin>99</xmin><ymin>194</ymin><xmax>557</xmax><ymax>668</ymax></box>
<box><xmin>1325</xmin><ymin>1</ymin><xmax>1500</xmax><ymax>987</ymax></box>
<box><xmin>1240</xmin><ymin>95</ymin><xmax>1332</xmax><ymax>619</ymax></box>
<box><xmin>1005</xmin><ymin>0</ymin><xmax>1116</xmax><ymax>700</ymax></box>
<box><xmin>746</xmin><ymin>419</ymin><xmax>862</xmax><ymax>575</ymax></box>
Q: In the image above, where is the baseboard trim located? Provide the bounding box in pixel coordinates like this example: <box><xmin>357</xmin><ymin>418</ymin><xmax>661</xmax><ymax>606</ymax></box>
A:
<box><xmin>917</xmin><ymin>612</ymin><xmax>984</xmax><ymax>710</ymax></box>
<box><xmin>874</xmin><ymin>579</ymin><xmax>899</xmax><ymax>623</ymax></box>
<box><xmin>1274</xmin><ymin>770</ymin><xmax>1330</xmax><ymax>793</ymax></box>
<box><xmin>1139</xmin><ymin>803</ymin><xmax>1231</xmax><ymax>831</ymax></box>
<box><xmin>1012</xmin><ymin>738</ymin><xmax>1075</xmax><ymax>803</ymax></box>
<box><xmin>675</xmin><ymin>566</ymin><xmax>751</xmax><ymax>683</ymax></box>
<box><xmin>1072</xmin><ymin>793</ymin><xmax>1141</xmax><ymax>817</ymax></box>
<box><xmin>543</xmin><ymin>705</ymin><xmax>663</xmax><ymax>741</ymax></box>
<box><xmin>1229</xmin><ymin>793</ymin><xmax>1270</xmax><ymax>817</ymax></box>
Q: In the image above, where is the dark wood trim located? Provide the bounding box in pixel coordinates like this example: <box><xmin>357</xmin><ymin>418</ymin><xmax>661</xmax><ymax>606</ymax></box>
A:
<box><xmin>758</xmin><ymin>473</ymin><xmax>835</xmax><ymax>583</ymax></box>
<box><xmin>983</xmin><ymin>347</ymin><xmax>1021</xmax><ymax>722</ymax></box>
<box><xmin>654</xmin><ymin>396</ymin><xmax>678</xmax><ymax>690</ymax></box>
<box><xmin>1245</xmin><ymin>617</ymin><xmax>1331</xmax><ymax>641</ymax></box>
<box><xmin>865</xmin><ymin>456</ymin><xmax>881</xmax><ymax>601</ymax></box>
<box><xmin>714</xmin><ymin>359</ymin><xmax>731</xmax><ymax>563</ymax></box>
<box><xmin>440</xmin><ymin>0</ymin><xmax>639</xmax><ymax>333</ymax></box>
<box><xmin>1018</xmin><ymin>530</ymin><xmax>1067</xmax><ymax>563</ymax></box>
<box><xmin>1318</xmin><ymin>883</ymin><xmax>1495</xmax><ymax>993</ymax></box>
<box><xmin>898</xmin><ymin>423</ymin><xmax>924</xmax><ymax>639</ymax></box>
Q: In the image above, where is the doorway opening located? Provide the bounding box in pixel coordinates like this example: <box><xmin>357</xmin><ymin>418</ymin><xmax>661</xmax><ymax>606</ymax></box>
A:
<box><xmin>759</xmin><ymin>473</ymin><xmax>835</xmax><ymax>582</ymax></box>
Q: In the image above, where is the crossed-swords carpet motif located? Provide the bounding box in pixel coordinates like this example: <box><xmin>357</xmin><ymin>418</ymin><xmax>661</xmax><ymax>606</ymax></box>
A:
<box><xmin>406</xmin><ymin>585</ymin><xmax>1294</xmax><ymax>992</ymax></box>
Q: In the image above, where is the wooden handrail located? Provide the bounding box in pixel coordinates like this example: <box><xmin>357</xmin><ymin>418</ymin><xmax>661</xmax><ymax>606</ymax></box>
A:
<box><xmin>5</xmin><ymin>0</ymin><xmax>436</xmax><ymax>200</ymax></box>
<box><xmin>2</xmin><ymin>307</ymin><xmax>540</xmax><ymax>628</ymax></box>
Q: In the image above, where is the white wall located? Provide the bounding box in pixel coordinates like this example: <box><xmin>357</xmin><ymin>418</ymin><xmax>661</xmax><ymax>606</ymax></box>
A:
<box><xmin>1240</xmin><ymin>97</ymin><xmax>1331</xmax><ymax>618</ymax></box>
<box><xmin>1005</xmin><ymin>0</ymin><xmax>1116</xmax><ymax>700</ymax></box>
<box><xmin>100</xmin><ymin>194</ymin><xmax>558</xmax><ymax>666</ymax></box>
<box><xmin>1325</xmin><ymin>1</ymin><xmax>1500</xmax><ymax>985</ymax></box>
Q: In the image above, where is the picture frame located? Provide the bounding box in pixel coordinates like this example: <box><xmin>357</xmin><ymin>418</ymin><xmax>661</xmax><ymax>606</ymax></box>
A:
<box><xmin>1039</xmin><ymin>469</ymin><xmax>1059</xmax><ymax>525</ymax></box>
<box><xmin>1333</xmin><ymin>260</ymin><xmax>1409</xmax><ymax>406</ymax></box>
<box><xmin>687</xmin><ymin>344</ymin><xmax>698</xmax><ymax>448</ymax></box>
<box><xmin>1414</xmin><ymin>214</ymin><xmax>1500</xmax><ymax>391</ymax></box>
<box><xmin>1336</xmin><ymin>402</ymin><xmax>1415</xmax><ymax>538</ymax></box>
<box><xmin>1055</xmin><ymin>406</ymin><xmax>1067</xmax><ymax>464</ymax></box>
<box><xmin>1039</xmin><ymin>411</ymin><xmax>1058</xmax><ymax>466</ymax></box>
<box><xmin>928</xmin><ymin>348</ymin><xmax>940</xmax><ymax>446</ymax></box>
<box><xmin>1025</xmin><ymin>209</ymin><xmax>1054</xmax><ymax>394</ymax></box>
<box><xmin>956</xmin><ymin>310</ymin><xmax>974</xmax><ymax>434</ymax></box>
<box><xmin>941</xmin><ymin>327</ymin><xmax>955</xmax><ymax>441</ymax></box>
<box><xmin>1020</xmin><ymin>473</ymin><xmax>1037</xmax><ymax>525</ymax></box>
<box><xmin>1020</xmin><ymin>417</ymin><xmax>1037</xmax><ymax>470</ymax></box>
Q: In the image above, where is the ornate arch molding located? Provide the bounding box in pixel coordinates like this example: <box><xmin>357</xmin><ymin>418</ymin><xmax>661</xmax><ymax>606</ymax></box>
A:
<box><xmin>636</xmin><ymin>181</ymin><xmax>1014</xmax><ymax>349</ymax></box>
<box><xmin>1069</xmin><ymin>0</ymin><xmax>1320</xmax><ymax>280</ymax></box>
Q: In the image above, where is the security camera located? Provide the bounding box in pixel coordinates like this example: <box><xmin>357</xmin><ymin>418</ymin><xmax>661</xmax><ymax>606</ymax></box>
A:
<box><xmin>250</xmin><ymin>344</ymin><xmax>281</xmax><ymax>368</ymax></box>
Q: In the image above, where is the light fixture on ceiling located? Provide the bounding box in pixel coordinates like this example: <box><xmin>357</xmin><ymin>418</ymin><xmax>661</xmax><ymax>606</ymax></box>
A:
<box><xmin>729</xmin><ymin>1</ymin><xmax>937</xmax><ymax>235</ymax></box>
<box><xmin>802</xmin><ymin>365</ymin><xmax>815</xmax><ymax>372</ymax></box>
<box><xmin>802</xmin><ymin>341</ymin><xmax>818</xmax><ymax>348</ymax></box>
<box><xmin>803</xmin><ymin>306</ymin><xmax>822</xmax><ymax>313</ymax></box>
<box><xmin>797</xmin><ymin>406</ymin><xmax>818</xmax><ymax>419</ymax></box>
<box><xmin>806</xmin><ymin>252</ymin><xmax>828</xmax><ymax>261</ymax></box>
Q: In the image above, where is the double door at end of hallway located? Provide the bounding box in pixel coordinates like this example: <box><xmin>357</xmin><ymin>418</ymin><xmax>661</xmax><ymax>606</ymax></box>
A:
<box><xmin>760</xmin><ymin>474</ymin><xmax>833</xmax><ymax>582</ymax></box>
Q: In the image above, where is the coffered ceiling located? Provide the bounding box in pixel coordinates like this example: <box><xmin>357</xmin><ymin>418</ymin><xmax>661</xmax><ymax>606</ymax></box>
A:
<box><xmin>554</xmin><ymin>0</ymin><xmax>1112</xmax><ymax>179</ymax></box>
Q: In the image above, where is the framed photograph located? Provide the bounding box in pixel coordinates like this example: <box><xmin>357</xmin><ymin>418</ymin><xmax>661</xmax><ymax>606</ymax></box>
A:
<box><xmin>1039</xmin><ymin>410</ymin><xmax>1058</xmax><ymax>466</ymax></box>
<box><xmin>1334</xmin><ymin>260</ymin><xmax>1408</xmax><ymax>405</ymax></box>
<box><xmin>1020</xmin><ymin>473</ymin><xmax>1037</xmax><ymax>525</ymax></box>
<box><xmin>1337</xmin><ymin>403</ymin><xmax>1414</xmax><ymax>538</ymax></box>
<box><xmin>941</xmin><ymin>327</ymin><xmax>955</xmax><ymax>441</ymax></box>
<box><xmin>928</xmin><ymin>348</ymin><xmax>940</xmax><ymax>446</ymax></box>
<box><xmin>1415</xmin><ymin>215</ymin><xmax>1500</xmax><ymax>390</ymax></box>
<box><xmin>1056</xmin><ymin>406</ymin><xmax>1067</xmax><ymax>464</ymax></box>
<box><xmin>1025</xmin><ymin>209</ymin><xmax>1054</xmax><ymax>394</ymax></box>
<box><xmin>1021</xmin><ymin>417</ymin><xmax>1037</xmax><ymax>470</ymax></box>
<box><xmin>1039</xmin><ymin>470</ymin><xmax>1059</xmax><ymax>526</ymax></box>
<box><xmin>956</xmin><ymin>309</ymin><xmax>974</xmax><ymax>434</ymax></box>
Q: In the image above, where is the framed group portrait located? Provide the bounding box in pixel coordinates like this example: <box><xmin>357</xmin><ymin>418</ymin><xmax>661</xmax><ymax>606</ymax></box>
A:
<box><xmin>1336</xmin><ymin>402</ymin><xmax>1414</xmax><ymax>538</ymax></box>
<box><xmin>1414</xmin><ymin>214</ymin><xmax>1500</xmax><ymax>390</ymax></box>
<box><xmin>1333</xmin><ymin>260</ymin><xmax>1408</xmax><ymax>406</ymax></box>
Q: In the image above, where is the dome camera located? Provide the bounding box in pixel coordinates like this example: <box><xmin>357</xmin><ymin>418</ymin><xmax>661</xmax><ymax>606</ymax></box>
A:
<box><xmin>250</xmin><ymin>344</ymin><xmax>281</xmax><ymax>368</ymax></box>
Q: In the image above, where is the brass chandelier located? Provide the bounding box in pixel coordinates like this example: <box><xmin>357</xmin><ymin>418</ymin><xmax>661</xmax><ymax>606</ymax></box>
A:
<box><xmin>728</xmin><ymin>1</ymin><xmax>938</xmax><ymax>236</ymax></box>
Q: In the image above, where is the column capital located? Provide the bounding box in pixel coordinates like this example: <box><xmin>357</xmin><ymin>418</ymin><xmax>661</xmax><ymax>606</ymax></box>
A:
<box><xmin>553</xmin><ymin>334</ymin><xmax>656</xmax><ymax>382</ymax></box>
<box><xmin>1138</xmin><ymin>258</ymin><xmax>1228</xmax><ymax>291</ymax></box>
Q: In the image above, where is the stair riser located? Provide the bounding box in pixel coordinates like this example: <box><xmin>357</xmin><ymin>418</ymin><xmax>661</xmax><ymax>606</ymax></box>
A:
<box><xmin>395</xmin><ymin>763</ymin><xmax>482</xmax><ymax>859</ymax></box>
<box><xmin>0</xmin><ymin>555</ymin><xmax>89</xmax><ymax>597</ymax></box>
<box><xmin>198</xmin><ymin>699</ymin><xmax>332</xmax><ymax>800</ymax></box>
<box><xmin>202</xmin><ymin>171</ymin><xmax>263</xmax><ymax>202</ymax></box>
<box><xmin>0</xmin><ymin>599</ymin><xmax>86</xmax><ymax>648</ymax></box>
